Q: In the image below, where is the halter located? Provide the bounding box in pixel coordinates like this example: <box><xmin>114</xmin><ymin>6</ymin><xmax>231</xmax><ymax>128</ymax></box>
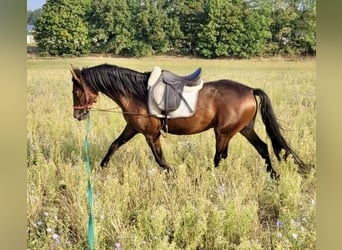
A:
<box><xmin>73</xmin><ymin>81</ymin><xmax>98</xmax><ymax>112</ymax></box>
<box><xmin>73</xmin><ymin>103</ymin><xmax>95</xmax><ymax>110</ymax></box>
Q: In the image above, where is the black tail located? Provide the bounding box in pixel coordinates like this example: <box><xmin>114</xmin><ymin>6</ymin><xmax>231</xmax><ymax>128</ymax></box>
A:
<box><xmin>253</xmin><ymin>88</ymin><xmax>306</xmax><ymax>168</ymax></box>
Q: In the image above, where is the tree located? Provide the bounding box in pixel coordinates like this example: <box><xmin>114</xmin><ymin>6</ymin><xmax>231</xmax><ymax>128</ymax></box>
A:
<box><xmin>240</xmin><ymin>0</ymin><xmax>272</xmax><ymax>57</ymax></box>
<box><xmin>268</xmin><ymin>0</ymin><xmax>316</xmax><ymax>55</ymax></box>
<box><xmin>27</xmin><ymin>9</ymin><xmax>43</xmax><ymax>25</ymax></box>
<box><xmin>198</xmin><ymin>0</ymin><xmax>272</xmax><ymax>58</ymax></box>
<box><xmin>32</xmin><ymin>0</ymin><xmax>315</xmax><ymax>57</ymax></box>
<box><xmin>34</xmin><ymin>0</ymin><xmax>90</xmax><ymax>56</ymax></box>
<box><xmin>291</xmin><ymin>0</ymin><xmax>316</xmax><ymax>55</ymax></box>
<box><xmin>87</xmin><ymin>0</ymin><xmax>174</xmax><ymax>56</ymax></box>
<box><xmin>88</xmin><ymin>0</ymin><xmax>133</xmax><ymax>54</ymax></box>
<box><xmin>130</xmin><ymin>0</ymin><xmax>170</xmax><ymax>56</ymax></box>
<box><xmin>172</xmin><ymin>0</ymin><xmax>207</xmax><ymax>55</ymax></box>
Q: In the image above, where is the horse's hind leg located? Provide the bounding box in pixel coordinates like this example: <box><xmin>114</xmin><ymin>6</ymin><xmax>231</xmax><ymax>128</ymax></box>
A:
<box><xmin>100</xmin><ymin>125</ymin><xmax>137</xmax><ymax>168</ymax></box>
<box><xmin>214</xmin><ymin>131</ymin><xmax>232</xmax><ymax>167</ymax></box>
<box><xmin>240</xmin><ymin>125</ymin><xmax>278</xmax><ymax>179</ymax></box>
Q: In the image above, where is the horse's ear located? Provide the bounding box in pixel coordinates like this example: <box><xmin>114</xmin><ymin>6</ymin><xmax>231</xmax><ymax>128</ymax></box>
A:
<box><xmin>70</xmin><ymin>65</ymin><xmax>81</xmax><ymax>82</ymax></box>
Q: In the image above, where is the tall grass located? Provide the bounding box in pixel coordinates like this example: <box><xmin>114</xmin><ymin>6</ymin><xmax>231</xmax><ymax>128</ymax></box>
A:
<box><xmin>27</xmin><ymin>57</ymin><xmax>316</xmax><ymax>249</ymax></box>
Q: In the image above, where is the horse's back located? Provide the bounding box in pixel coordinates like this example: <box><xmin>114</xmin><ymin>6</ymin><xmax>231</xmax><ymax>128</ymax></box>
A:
<box><xmin>203</xmin><ymin>79</ymin><xmax>254</xmax><ymax>97</ymax></box>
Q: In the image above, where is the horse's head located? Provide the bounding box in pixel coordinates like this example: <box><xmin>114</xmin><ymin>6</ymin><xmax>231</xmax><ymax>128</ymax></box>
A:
<box><xmin>70</xmin><ymin>65</ymin><xmax>98</xmax><ymax>121</ymax></box>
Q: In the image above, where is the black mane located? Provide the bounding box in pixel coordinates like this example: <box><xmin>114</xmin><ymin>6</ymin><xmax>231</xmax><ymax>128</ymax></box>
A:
<box><xmin>80</xmin><ymin>64</ymin><xmax>151</xmax><ymax>102</ymax></box>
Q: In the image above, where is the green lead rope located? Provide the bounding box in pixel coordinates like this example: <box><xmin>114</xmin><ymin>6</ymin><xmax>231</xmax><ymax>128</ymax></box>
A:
<box><xmin>84</xmin><ymin>116</ymin><xmax>95</xmax><ymax>250</ymax></box>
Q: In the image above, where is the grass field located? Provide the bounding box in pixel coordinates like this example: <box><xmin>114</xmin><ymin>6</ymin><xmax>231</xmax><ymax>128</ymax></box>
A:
<box><xmin>27</xmin><ymin>56</ymin><xmax>316</xmax><ymax>249</ymax></box>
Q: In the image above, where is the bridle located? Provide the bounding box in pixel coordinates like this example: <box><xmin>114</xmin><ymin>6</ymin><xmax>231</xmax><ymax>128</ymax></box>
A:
<box><xmin>73</xmin><ymin>80</ymin><xmax>98</xmax><ymax>112</ymax></box>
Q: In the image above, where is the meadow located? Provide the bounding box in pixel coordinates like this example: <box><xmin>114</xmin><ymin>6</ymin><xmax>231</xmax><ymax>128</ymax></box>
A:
<box><xmin>27</xmin><ymin>56</ymin><xmax>316</xmax><ymax>249</ymax></box>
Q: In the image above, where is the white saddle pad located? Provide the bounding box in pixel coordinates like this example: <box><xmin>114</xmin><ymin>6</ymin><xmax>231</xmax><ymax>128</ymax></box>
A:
<box><xmin>147</xmin><ymin>66</ymin><xmax>204</xmax><ymax>119</ymax></box>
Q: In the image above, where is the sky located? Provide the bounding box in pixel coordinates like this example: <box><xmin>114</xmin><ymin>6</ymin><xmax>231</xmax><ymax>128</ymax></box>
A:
<box><xmin>27</xmin><ymin>0</ymin><xmax>46</xmax><ymax>10</ymax></box>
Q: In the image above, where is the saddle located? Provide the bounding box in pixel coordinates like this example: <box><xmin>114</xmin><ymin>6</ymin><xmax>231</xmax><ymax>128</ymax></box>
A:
<box><xmin>150</xmin><ymin>67</ymin><xmax>202</xmax><ymax>112</ymax></box>
<box><xmin>163</xmin><ymin>67</ymin><xmax>202</xmax><ymax>87</ymax></box>
<box><xmin>147</xmin><ymin>66</ymin><xmax>204</xmax><ymax>131</ymax></box>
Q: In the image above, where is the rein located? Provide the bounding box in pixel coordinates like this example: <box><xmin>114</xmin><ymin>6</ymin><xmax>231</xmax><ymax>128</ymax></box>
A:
<box><xmin>90</xmin><ymin>107</ymin><xmax>168</xmax><ymax>136</ymax></box>
<box><xmin>84</xmin><ymin>116</ymin><xmax>95</xmax><ymax>250</ymax></box>
<box><xmin>91</xmin><ymin>107</ymin><xmax>153</xmax><ymax>118</ymax></box>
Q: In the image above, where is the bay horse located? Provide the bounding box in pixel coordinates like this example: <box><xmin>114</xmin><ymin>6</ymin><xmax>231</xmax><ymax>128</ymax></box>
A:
<box><xmin>71</xmin><ymin>64</ymin><xmax>306</xmax><ymax>179</ymax></box>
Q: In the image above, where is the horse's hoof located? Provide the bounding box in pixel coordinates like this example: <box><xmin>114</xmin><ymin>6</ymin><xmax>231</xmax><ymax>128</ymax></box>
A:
<box><xmin>271</xmin><ymin>172</ymin><xmax>280</xmax><ymax>181</ymax></box>
<box><xmin>100</xmin><ymin>160</ymin><xmax>108</xmax><ymax>168</ymax></box>
<box><xmin>163</xmin><ymin>167</ymin><xmax>174</xmax><ymax>176</ymax></box>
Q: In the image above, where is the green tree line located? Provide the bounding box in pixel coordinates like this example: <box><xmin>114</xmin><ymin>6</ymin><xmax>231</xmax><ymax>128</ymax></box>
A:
<box><xmin>31</xmin><ymin>0</ymin><xmax>316</xmax><ymax>58</ymax></box>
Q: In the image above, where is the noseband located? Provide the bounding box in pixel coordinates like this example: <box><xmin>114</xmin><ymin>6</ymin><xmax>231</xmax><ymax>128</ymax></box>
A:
<box><xmin>73</xmin><ymin>103</ymin><xmax>95</xmax><ymax>110</ymax></box>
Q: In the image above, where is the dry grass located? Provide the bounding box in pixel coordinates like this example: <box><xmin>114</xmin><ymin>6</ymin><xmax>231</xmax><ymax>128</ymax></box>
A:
<box><xmin>27</xmin><ymin>57</ymin><xmax>316</xmax><ymax>249</ymax></box>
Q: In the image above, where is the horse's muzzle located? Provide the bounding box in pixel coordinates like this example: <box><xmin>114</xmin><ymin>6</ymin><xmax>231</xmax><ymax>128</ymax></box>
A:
<box><xmin>73</xmin><ymin>110</ymin><xmax>89</xmax><ymax>121</ymax></box>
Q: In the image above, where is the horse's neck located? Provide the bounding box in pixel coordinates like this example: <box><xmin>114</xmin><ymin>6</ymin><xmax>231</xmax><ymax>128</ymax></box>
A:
<box><xmin>92</xmin><ymin>68</ymin><xmax>149</xmax><ymax>112</ymax></box>
<box><xmin>115</xmin><ymin>95</ymin><xmax>147</xmax><ymax>114</ymax></box>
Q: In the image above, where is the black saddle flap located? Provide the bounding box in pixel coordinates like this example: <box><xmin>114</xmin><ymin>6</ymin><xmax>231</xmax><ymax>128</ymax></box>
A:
<box><xmin>162</xmin><ymin>83</ymin><xmax>183</xmax><ymax>112</ymax></box>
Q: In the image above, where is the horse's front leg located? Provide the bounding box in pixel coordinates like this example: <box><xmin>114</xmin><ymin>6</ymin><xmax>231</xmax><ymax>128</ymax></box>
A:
<box><xmin>145</xmin><ymin>134</ymin><xmax>172</xmax><ymax>173</ymax></box>
<box><xmin>100</xmin><ymin>124</ymin><xmax>137</xmax><ymax>168</ymax></box>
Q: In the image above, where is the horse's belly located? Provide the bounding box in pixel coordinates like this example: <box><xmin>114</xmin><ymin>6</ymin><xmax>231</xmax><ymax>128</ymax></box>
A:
<box><xmin>167</xmin><ymin>109</ymin><xmax>215</xmax><ymax>135</ymax></box>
